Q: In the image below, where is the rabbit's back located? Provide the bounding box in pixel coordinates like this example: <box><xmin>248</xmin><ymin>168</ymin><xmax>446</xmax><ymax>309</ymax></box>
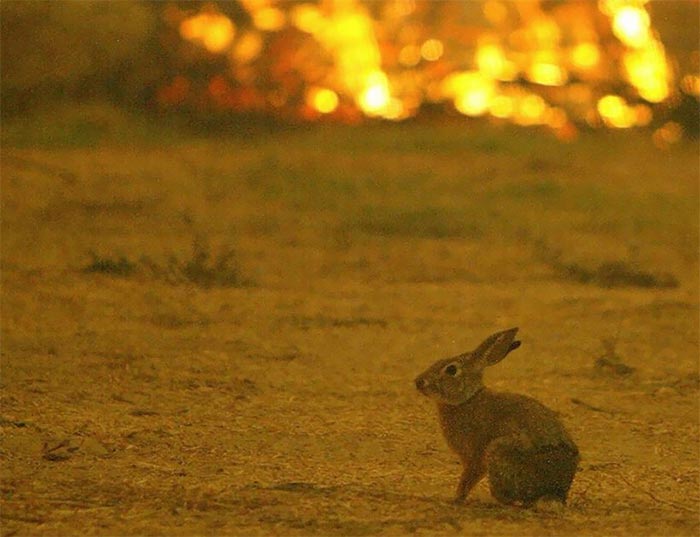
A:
<box><xmin>439</xmin><ymin>389</ymin><xmax>577</xmax><ymax>453</ymax></box>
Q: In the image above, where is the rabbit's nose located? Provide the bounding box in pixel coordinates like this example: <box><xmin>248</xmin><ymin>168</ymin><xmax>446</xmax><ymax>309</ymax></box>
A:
<box><xmin>415</xmin><ymin>377</ymin><xmax>428</xmax><ymax>392</ymax></box>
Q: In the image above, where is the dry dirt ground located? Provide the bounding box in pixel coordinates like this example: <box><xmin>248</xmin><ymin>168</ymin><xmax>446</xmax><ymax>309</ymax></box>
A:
<box><xmin>1</xmin><ymin>122</ymin><xmax>699</xmax><ymax>535</ymax></box>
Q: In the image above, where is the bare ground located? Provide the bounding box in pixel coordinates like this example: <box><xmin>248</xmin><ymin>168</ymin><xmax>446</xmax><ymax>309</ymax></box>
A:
<box><xmin>1</xmin><ymin>124</ymin><xmax>699</xmax><ymax>535</ymax></box>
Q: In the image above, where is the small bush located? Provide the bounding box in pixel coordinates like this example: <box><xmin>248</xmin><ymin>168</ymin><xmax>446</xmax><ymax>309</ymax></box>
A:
<box><xmin>179</xmin><ymin>237</ymin><xmax>245</xmax><ymax>288</ymax></box>
<box><xmin>83</xmin><ymin>253</ymin><xmax>137</xmax><ymax>277</ymax></box>
<box><xmin>83</xmin><ymin>237</ymin><xmax>249</xmax><ymax>288</ymax></box>
<box><xmin>535</xmin><ymin>241</ymin><xmax>679</xmax><ymax>289</ymax></box>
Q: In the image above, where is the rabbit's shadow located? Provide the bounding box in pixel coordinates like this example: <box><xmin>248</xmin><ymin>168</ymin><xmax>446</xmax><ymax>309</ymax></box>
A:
<box><xmin>247</xmin><ymin>481</ymin><xmax>567</xmax><ymax>520</ymax></box>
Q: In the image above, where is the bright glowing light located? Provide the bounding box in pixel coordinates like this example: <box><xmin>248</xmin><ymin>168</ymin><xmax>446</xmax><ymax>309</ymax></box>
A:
<box><xmin>421</xmin><ymin>39</ymin><xmax>444</xmax><ymax>62</ymax></box>
<box><xmin>444</xmin><ymin>72</ymin><xmax>495</xmax><ymax>116</ymax></box>
<box><xmin>597</xmin><ymin>95</ymin><xmax>635</xmax><ymax>128</ymax></box>
<box><xmin>528</xmin><ymin>63</ymin><xmax>567</xmax><ymax>86</ymax></box>
<box><xmin>531</xmin><ymin>18</ymin><xmax>561</xmax><ymax>48</ymax></box>
<box><xmin>623</xmin><ymin>44</ymin><xmax>670</xmax><ymax>102</ymax></box>
<box><xmin>359</xmin><ymin>72</ymin><xmax>392</xmax><ymax>115</ymax></box>
<box><xmin>253</xmin><ymin>7</ymin><xmax>286</xmax><ymax>31</ymax></box>
<box><xmin>613</xmin><ymin>6</ymin><xmax>650</xmax><ymax>48</ymax></box>
<box><xmin>571</xmin><ymin>43</ymin><xmax>600</xmax><ymax>70</ymax></box>
<box><xmin>383</xmin><ymin>98</ymin><xmax>406</xmax><ymax>120</ymax></box>
<box><xmin>170</xmin><ymin>0</ymin><xmax>676</xmax><ymax>128</ymax></box>
<box><xmin>180</xmin><ymin>12</ymin><xmax>235</xmax><ymax>53</ymax></box>
<box><xmin>231</xmin><ymin>32</ymin><xmax>263</xmax><ymax>63</ymax></box>
<box><xmin>483</xmin><ymin>0</ymin><xmax>508</xmax><ymax>25</ymax></box>
<box><xmin>310</xmin><ymin>4</ymin><xmax>395</xmax><ymax>118</ymax></box>
<box><xmin>390</xmin><ymin>0</ymin><xmax>416</xmax><ymax>18</ymax></box>
<box><xmin>398</xmin><ymin>45</ymin><xmax>422</xmax><ymax>67</ymax></box>
<box><xmin>308</xmin><ymin>87</ymin><xmax>339</xmax><ymax>114</ymax></box>
<box><xmin>489</xmin><ymin>95</ymin><xmax>514</xmax><ymax>118</ymax></box>
<box><xmin>515</xmin><ymin>94</ymin><xmax>547</xmax><ymax>125</ymax></box>
<box><xmin>476</xmin><ymin>44</ymin><xmax>516</xmax><ymax>80</ymax></box>
<box><xmin>291</xmin><ymin>4</ymin><xmax>322</xmax><ymax>33</ymax></box>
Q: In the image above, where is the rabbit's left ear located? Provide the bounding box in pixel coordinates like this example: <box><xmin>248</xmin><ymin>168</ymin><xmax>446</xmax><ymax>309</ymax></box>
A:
<box><xmin>472</xmin><ymin>328</ymin><xmax>520</xmax><ymax>368</ymax></box>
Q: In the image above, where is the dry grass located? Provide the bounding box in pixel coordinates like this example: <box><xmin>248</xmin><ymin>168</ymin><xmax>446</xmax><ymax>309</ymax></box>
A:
<box><xmin>1</xmin><ymin>116</ymin><xmax>698</xmax><ymax>535</ymax></box>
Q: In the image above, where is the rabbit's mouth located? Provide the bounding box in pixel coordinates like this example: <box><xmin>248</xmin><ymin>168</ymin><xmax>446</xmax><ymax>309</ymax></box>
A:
<box><xmin>415</xmin><ymin>376</ymin><xmax>436</xmax><ymax>397</ymax></box>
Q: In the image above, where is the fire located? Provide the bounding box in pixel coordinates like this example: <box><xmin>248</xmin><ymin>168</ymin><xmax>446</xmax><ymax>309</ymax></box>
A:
<box><xmin>601</xmin><ymin>0</ymin><xmax>671</xmax><ymax>103</ymax></box>
<box><xmin>420</xmin><ymin>39</ymin><xmax>444</xmax><ymax>62</ymax></box>
<box><xmin>623</xmin><ymin>43</ymin><xmax>670</xmax><ymax>103</ymax></box>
<box><xmin>528</xmin><ymin>61</ymin><xmax>567</xmax><ymax>87</ymax></box>
<box><xmin>570</xmin><ymin>43</ymin><xmax>600</xmax><ymax>70</ymax></box>
<box><xmin>443</xmin><ymin>72</ymin><xmax>495</xmax><ymax>117</ymax></box>
<box><xmin>612</xmin><ymin>5</ymin><xmax>651</xmax><ymax>48</ymax></box>
<box><xmin>166</xmin><ymin>0</ymin><xmax>692</xmax><ymax>136</ymax></box>
<box><xmin>307</xmin><ymin>87</ymin><xmax>339</xmax><ymax>114</ymax></box>
<box><xmin>399</xmin><ymin>45</ymin><xmax>422</xmax><ymax>67</ymax></box>
<box><xmin>476</xmin><ymin>43</ymin><xmax>516</xmax><ymax>81</ymax></box>
<box><xmin>252</xmin><ymin>7</ymin><xmax>286</xmax><ymax>31</ymax></box>
<box><xmin>597</xmin><ymin>95</ymin><xmax>636</xmax><ymax>128</ymax></box>
<box><xmin>231</xmin><ymin>31</ymin><xmax>263</xmax><ymax>64</ymax></box>
<box><xmin>179</xmin><ymin>11</ymin><xmax>235</xmax><ymax>53</ymax></box>
<box><xmin>291</xmin><ymin>4</ymin><xmax>324</xmax><ymax>33</ymax></box>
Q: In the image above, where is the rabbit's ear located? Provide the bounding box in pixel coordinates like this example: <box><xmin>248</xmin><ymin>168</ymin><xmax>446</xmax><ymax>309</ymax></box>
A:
<box><xmin>471</xmin><ymin>328</ymin><xmax>520</xmax><ymax>368</ymax></box>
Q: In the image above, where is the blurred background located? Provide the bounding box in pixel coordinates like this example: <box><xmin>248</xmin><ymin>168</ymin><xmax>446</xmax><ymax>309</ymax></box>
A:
<box><xmin>1</xmin><ymin>0</ymin><xmax>698</xmax><ymax>143</ymax></box>
<box><xmin>2</xmin><ymin>3</ymin><xmax>699</xmax><ymax>535</ymax></box>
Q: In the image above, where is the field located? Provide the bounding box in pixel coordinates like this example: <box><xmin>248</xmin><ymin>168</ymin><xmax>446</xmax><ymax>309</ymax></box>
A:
<box><xmin>1</xmin><ymin>112</ymin><xmax>699</xmax><ymax>535</ymax></box>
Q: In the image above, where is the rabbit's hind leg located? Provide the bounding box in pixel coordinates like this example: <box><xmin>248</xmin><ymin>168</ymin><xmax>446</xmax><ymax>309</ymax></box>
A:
<box><xmin>486</xmin><ymin>437</ymin><xmax>577</xmax><ymax>506</ymax></box>
<box><xmin>485</xmin><ymin>436</ymin><xmax>534</xmax><ymax>505</ymax></box>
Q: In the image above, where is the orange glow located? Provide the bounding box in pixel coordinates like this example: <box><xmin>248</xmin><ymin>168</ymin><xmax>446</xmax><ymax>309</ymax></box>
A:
<box><xmin>612</xmin><ymin>6</ymin><xmax>650</xmax><ymax>48</ymax></box>
<box><xmin>489</xmin><ymin>95</ymin><xmax>514</xmax><ymax>118</ymax></box>
<box><xmin>421</xmin><ymin>39</ymin><xmax>444</xmax><ymax>62</ymax></box>
<box><xmin>291</xmin><ymin>4</ymin><xmax>322</xmax><ymax>33</ymax></box>
<box><xmin>399</xmin><ymin>45</ymin><xmax>422</xmax><ymax>67</ymax></box>
<box><xmin>167</xmin><ymin>0</ymin><xmax>680</xmax><ymax>132</ymax></box>
<box><xmin>653</xmin><ymin>121</ymin><xmax>683</xmax><ymax>148</ymax></box>
<box><xmin>308</xmin><ymin>87</ymin><xmax>339</xmax><ymax>114</ymax></box>
<box><xmin>515</xmin><ymin>94</ymin><xmax>547</xmax><ymax>125</ymax></box>
<box><xmin>570</xmin><ymin>42</ymin><xmax>600</xmax><ymax>70</ymax></box>
<box><xmin>231</xmin><ymin>31</ymin><xmax>263</xmax><ymax>64</ymax></box>
<box><xmin>180</xmin><ymin>11</ymin><xmax>235</xmax><ymax>53</ymax></box>
<box><xmin>528</xmin><ymin>62</ymin><xmax>567</xmax><ymax>86</ymax></box>
<box><xmin>530</xmin><ymin>17</ymin><xmax>561</xmax><ymax>48</ymax></box>
<box><xmin>444</xmin><ymin>72</ymin><xmax>495</xmax><ymax>116</ymax></box>
<box><xmin>597</xmin><ymin>95</ymin><xmax>635</xmax><ymax>128</ymax></box>
<box><xmin>623</xmin><ymin>43</ymin><xmax>670</xmax><ymax>102</ymax></box>
<box><xmin>633</xmin><ymin>104</ymin><xmax>652</xmax><ymax>126</ymax></box>
<box><xmin>306</xmin><ymin>3</ymin><xmax>398</xmax><ymax>119</ymax></box>
<box><xmin>388</xmin><ymin>0</ymin><xmax>416</xmax><ymax>18</ymax></box>
<box><xmin>681</xmin><ymin>74</ymin><xmax>700</xmax><ymax>97</ymax></box>
<box><xmin>253</xmin><ymin>7</ymin><xmax>286</xmax><ymax>31</ymax></box>
<box><xmin>359</xmin><ymin>72</ymin><xmax>392</xmax><ymax>115</ymax></box>
<box><xmin>476</xmin><ymin>43</ymin><xmax>516</xmax><ymax>81</ymax></box>
<box><xmin>483</xmin><ymin>1</ymin><xmax>508</xmax><ymax>25</ymax></box>
<box><xmin>545</xmin><ymin>107</ymin><xmax>568</xmax><ymax>129</ymax></box>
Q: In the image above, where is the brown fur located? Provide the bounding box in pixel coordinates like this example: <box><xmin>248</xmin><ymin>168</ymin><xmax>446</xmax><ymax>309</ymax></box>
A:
<box><xmin>415</xmin><ymin>328</ymin><xmax>579</xmax><ymax>505</ymax></box>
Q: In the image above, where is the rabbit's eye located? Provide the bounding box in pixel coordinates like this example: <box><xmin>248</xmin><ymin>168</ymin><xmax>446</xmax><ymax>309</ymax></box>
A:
<box><xmin>444</xmin><ymin>364</ymin><xmax>459</xmax><ymax>376</ymax></box>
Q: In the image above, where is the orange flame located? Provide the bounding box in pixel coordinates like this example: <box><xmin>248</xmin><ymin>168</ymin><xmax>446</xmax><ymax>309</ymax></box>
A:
<box><xmin>168</xmin><ymin>0</ymin><xmax>686</xmax><ymax>134</ymax></box>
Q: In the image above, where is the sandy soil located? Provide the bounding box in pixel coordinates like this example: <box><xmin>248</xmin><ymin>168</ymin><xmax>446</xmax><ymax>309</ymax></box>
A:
<box><xmin>1</xmin><ymin>125</ymin><xmax>698</xmax><ymax>535</ymax></box>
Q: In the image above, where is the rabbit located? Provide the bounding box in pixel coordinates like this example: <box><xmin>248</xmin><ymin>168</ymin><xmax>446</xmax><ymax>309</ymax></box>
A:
<box><xmin>415</xmin><ymin>327</ymin><xmax>579</xmax><ymax>507</ymax></box>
